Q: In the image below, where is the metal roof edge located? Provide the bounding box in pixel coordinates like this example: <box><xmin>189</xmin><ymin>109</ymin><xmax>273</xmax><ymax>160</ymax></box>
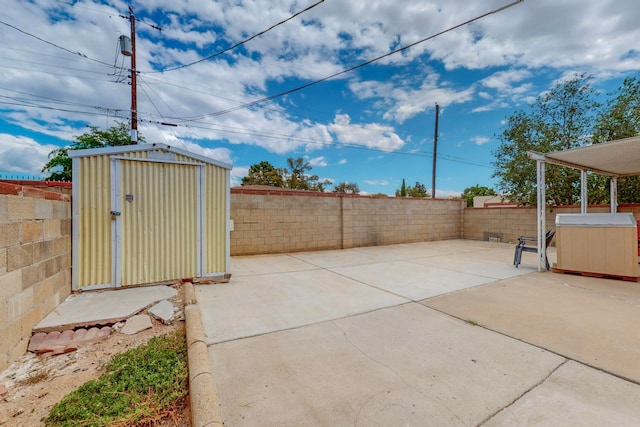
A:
<box><xmin>527</xmin><ymin>150</ymin><xmax>619</xmax><ymax>177</ymax></box>
<box><xmin>68</xmin><ymin>142</ymin><xmax>232</xmax><ymax>169</ymax></box>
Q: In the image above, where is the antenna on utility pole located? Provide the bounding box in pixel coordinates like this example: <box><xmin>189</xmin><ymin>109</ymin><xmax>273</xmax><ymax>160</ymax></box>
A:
<box><xmin>431</xmin><ymin>102</ymin><xmax>439</xmax><ymax>199</ymax></box>
<box><xmin>119</xmin><ymin>6</ymin><xmax>138</xmax><ymax>144</ymax></box>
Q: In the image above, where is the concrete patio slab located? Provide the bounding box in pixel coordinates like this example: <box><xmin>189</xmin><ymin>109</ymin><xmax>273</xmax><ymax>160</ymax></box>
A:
<box><xmin>196</xmin><ymin>269</ymin><xmax>408</xmax><ymax>344</ymax></box>
<box><xmin>209</xmin><ymin>303</ymin><xmax>564</xmax><ymax>427</ymax></box>
<box><xmin>484</xmin><ymin>361</ymin><xmax>640</xmax><ymax>426</ymax></box>
<box><xmin>290</xmin><ymin>242</ymin><xmax>461</xmax><ymax>269</ymax></box>
<box><xmin>413</xmin><ymin>254</ymin><xmax>536</xmax><ymax>279</ymax></box>
<box><xmin>330</xmin><ymin>260</ymin><xmax>497</xmax><ymax>301</ymax></box>
<box><xmin>230</xmin><ymin>254</ymin><xmax>318</xmax><ymax>277</ymax></box>
<box><xmin>424</xmin><ymin>272</ymin><xmax>640</xmax><ymax>383</ymax></box>
<box><xmin>34</xmin><ymin>285</ymin><xmax>177</xmax><ymax>332</ymax></box>
<box><xmin>195</xmin><ymin>240</ymin><xmax>640</xmax><ymax>426</ymax></box>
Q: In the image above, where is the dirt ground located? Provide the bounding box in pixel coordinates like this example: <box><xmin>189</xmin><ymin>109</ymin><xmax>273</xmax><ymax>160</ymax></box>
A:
<box><xmin>0</xmin><ymin>284</ymin><xmax>190</xmax><ymax>427</ymax></box>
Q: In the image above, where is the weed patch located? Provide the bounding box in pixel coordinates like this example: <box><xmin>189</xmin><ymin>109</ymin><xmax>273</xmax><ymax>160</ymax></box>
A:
<box><xmin>44</xmin><ymin>330</ymin><xmax>187</xmax><ymax>427</ymax></box>
<box><xmin>17</xmin><ymin>368</ymin><xmax>50</xmax><ymax>386</ymax></box>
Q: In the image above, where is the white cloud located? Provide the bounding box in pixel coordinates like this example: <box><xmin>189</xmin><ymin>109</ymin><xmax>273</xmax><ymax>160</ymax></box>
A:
<box><xmin>338</xmin><ymin>159</ymin><xmax>347</xmax><ymax>165</ymax></box>
<box><xmin>0</xmin><ymin>134</ymin><xmax>59</xmax><ymax>176</ymax></box>
<box><xmin>471</xmin><ymin>136</ymin><xmax>490</xmax><ymax>146</ymax></box>
<box><xmin>350</xmin><ymin>73</ymin><xmax>475</xmax><ymax>123</ymax></box>
<box><xmin>328</xmin><ymin>114</ymin><xmax>404</xmax><ymax>152</ymax></box>
<box><xmin>307</xmin><ymin>156</ymin><xmax>328</xmax><ymax>167</ymax></box>
<box><xmin>480</xmin><ymin>69</ymin><xmax>532</xmax><ymax>92</ymax></box>
<box><xmin>364</xmin><ymin>179</ymin><xmax>388</xmax><ymax>186</ymax></box>
<box><xmin>230</xmin><ymin>166</ymin><xmax>248</xmax><ymax>187</ymax></box>
<box><xmin>434</xmin><ymin>189</ymin><xmax>462</xmax><ymax>198</ymax></box>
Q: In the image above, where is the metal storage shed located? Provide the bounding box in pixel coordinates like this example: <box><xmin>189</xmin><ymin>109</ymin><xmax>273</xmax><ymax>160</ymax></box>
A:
<box><xmin>69</xmin><ymin>143</ymin><xmax>232</xmax><ymax>290</ymax></box>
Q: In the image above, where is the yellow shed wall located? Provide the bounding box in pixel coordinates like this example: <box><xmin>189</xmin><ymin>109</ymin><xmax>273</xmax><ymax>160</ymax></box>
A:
<box><xmin>205</xmin><ymin>166</ymin><xmax>228</xmax><ymax>273</ymax></box>
<box><xmin>74</xmin><ymin>149</ymin><xmax>229</xmax><ymax>289</ymax></box>
<box><xmin>76</xmin><ymin>155</ymin><xmax>111</xmax><ymax>288</ymax></box>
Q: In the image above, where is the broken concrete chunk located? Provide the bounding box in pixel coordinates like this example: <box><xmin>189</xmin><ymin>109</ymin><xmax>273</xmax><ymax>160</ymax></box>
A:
<box><xmin>149</xmin><ymin>300</ymin><xmax>176</xmax><ymax>324</ymax></box>
<box><xmin>120</xmin><ymin>314</ymin><xmax>153</xmax><ymax>335</ymax></box>
<box><xmin>28</xmin><ymin>327</ymin><xmax>113</xmax><ymax>356</ymax></box>
<box><xmin>27</xmin><ymin>333</ymin><xmax>49</xmax><ymax>352</ymax></box>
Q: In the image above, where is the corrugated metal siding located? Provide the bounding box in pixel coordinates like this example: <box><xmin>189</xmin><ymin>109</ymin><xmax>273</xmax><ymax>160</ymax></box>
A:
<box><xmin>77</xmin><ymin>155</ymin><xmax>112</xmax><ymax>289</ymax></box>
<box><xmin>74</xmin><ymin>146</ymin><xmax>229</xmax><ymax>289</ymax></box>
<box><xmin>120</xmin><ymin>160</ymin><xmax>198</xmax><ymax>286</ymax></box>
<box><xmin>205</xmin><ymin>166</ymin><xmax>227</xmax><ymax>273</ymax></box>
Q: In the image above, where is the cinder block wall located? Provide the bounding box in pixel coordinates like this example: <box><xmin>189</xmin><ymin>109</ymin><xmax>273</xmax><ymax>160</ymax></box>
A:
<box><xmin>0</xmin><ymin>182</ymin><xmax>71</xmax><ymax>372</ymax></box>
<box><xmin>342</xmin><ymin>196</ymin><xmax>464</xmax><ymax>248</ymax></box>
<box><xmin>463</xmin><ymin>204</ymin><xmax>640</xmax><ymax>243</ymax></box>
<box><xmin>230</xmin><ymin>187</ymin><xmax>466</xmax><ymax>255</ymax></box>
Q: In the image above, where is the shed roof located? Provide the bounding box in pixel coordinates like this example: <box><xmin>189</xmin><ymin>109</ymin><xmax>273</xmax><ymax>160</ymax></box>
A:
<box><xmin>68</xmin><ymin>143</ymin><xmax>232</xmax><ymax>170</ymax></box>
<box><xmin>530</xmin><ymin>135</ymin><xmax>640</xmax><ymax>177</ymax></box>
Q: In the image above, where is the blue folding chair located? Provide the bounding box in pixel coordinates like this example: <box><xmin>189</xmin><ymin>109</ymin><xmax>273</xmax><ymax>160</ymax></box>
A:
<box><xmin>514</xmin><ymin>228</ymin><xmax>555</xmax><ymax>270</ymax></box>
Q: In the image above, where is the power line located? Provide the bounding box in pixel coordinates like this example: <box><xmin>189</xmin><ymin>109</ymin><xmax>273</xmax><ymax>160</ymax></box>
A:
<box><xmin>0</xmin><ymin>89</ymin><xmax>492</xmax><ymax>169</ymax></box>
<box><xmin>0</xmin><ymin>100</ymin><xmax>128</xmax><ymax>118</ymax></box>
<box><xmin>0</xmin><ymin>64</ymin><xmax>124</xmax><ymax>83</ymax></box>
<box><xmin>0</xmin><ymin>19</ymin><xmax>124</xmax><ymax>69</ymax></box>
<box><xmin>178</xmin><ymin>0</ymin><xmax>524</xmax><ymax>122</ymax></box>
<box><xmin>137</xmin><ymin>116</ymin><xmax>492</xmax><ymax>169</ymax></box>
<box><xmin>147</xmin><ymin>0</ymin><xmax>325</xmax><ymax>73</ymax></box>
<box><xmin>0</xmin><ymin>55</ymin><xmax>117</xmax><ymax>76</ymax></box>
<box><xmin>0</xmin><ymin>43</ymin><xmax>112</xmax><ymax>66</ymax></box>
<box><xmin>141</xmin><ymin>72</ymin><xmax>440</xmax><ymax>140</ymax></box>
<box><xmin>0</xmin><ymin>86</ymin><xmax>127</xmax><ymax>112</ymax></box>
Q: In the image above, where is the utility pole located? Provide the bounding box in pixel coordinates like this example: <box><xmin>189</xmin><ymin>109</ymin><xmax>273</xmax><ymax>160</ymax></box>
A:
<box><xmin>431</xmin><ymin>102</ymin><xmax>439</xmax><ymax>199</ymax></box>
<box><xmin>128</xmin><ymin>6</ymin><xmax>138</xmax><ymax>144</ymax></box>
<box><xmin>120</xmin><ymin>9</ymin><xmax>161</xmax><ymax>143</ymax></box>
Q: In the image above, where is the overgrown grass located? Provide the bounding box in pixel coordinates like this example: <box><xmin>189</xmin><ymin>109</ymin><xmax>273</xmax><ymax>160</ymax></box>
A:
<box><xmin>44</xmin><ymin>330</ymin><xmax>188</xmax><ymax>427</ymax></box>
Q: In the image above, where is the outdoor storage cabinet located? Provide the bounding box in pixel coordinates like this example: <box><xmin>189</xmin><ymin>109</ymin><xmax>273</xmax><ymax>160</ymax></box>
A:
<box><xmin>70</xmin><ymin>143</ymin><xmax>232</xmax><ymax>290</ymax></box>
<box><xmin>555</xmin><ymin>213</ymin><xmax>638</xmax><ymax>278</ymax></box>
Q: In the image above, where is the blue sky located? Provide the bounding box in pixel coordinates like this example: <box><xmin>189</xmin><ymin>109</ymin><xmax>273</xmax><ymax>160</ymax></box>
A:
<box><xmin>1</xmin><ymin>0</ymin><xmax>639</xmax><ymax>196</ymax></box>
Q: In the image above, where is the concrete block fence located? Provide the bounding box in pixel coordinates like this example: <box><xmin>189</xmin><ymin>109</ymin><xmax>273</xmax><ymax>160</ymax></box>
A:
<box><xmin>0</xmin><ymin>181</ymin><xmax>72</xmax><ymax>372</ymax></box>
<box><xmin>230</xmin><ymin>187</ymin><xmax>466</xmax><ymax>255</ymax></box>
<box><xmin>463</xmin><ymin>204</ymin><xmax>640</xmax><ymax>244</ymax></box>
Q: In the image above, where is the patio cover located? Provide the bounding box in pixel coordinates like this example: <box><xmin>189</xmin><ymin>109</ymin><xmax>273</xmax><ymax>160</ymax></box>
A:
<box><xmin>527</xmin><ymin>135</ymin><xmax>640</xmax><ymax>271</ymax></box>
<box><xmin>540</xmin><ymin>135</ymin><xmax>640</xmax><ymax>177</ymax></box>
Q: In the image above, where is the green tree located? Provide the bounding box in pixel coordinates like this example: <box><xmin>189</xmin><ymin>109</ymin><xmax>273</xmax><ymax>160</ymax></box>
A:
<box><xmin>396</xmin><ymin>179</ymin><xmax>407</xmax><ymax>197</ymax></box>
<box><xmin>593</xmin><ymin>75</ymin><xmax>640</xmax><ymax>203</ymax></box>
<box><xmin>285</xmin><ymin>157</ymin><xmax>313</xmax><ymax>190</ymax></box>
<box><xmin>492</xmin><ymin>74</ymin><xmax>601</xmax><ymax>206</ymax></box>
<box><xmin>241</xmin><ymin>161</ymin><xmax>285</xmax><ymax>187</ymax></box>
<box><xmin>333</xmin><ymin>182</ymin><xmax>360</xmax><ymax>194</ymax></box>
<box><xmin>396</xmin><ymin>180</ymin><xmax>428</xmax><ymax>197</ymax></box>
<box><xmin>407</xmin><ymin>181</ymin><xmax>429</xmax><ymax>197</ymax></box>
<box><xmin>461</xmin><ymin>185</ymin><xmax>497</xmax><ymax>207</ymax></box>
<box><xmin>283</xmin><ymin>157</ymin><xmax>329</xmax><ymax>191</ymax></box>
<box><xmin>42</xmin><ymin>123</ymin><xmax>137</xmax><ymax>181</ymax></box>
<box><xmin>309</xmin><ymin>179</ymin><xmax>332</xmax><ymax>192</ymax></box>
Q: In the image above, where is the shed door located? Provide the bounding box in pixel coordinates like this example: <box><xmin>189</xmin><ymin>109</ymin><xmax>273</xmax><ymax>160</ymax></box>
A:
<box><xmin>113</xmin><ymin>159</ymin><xmax>202</xmax><ymax>287</ymax></box>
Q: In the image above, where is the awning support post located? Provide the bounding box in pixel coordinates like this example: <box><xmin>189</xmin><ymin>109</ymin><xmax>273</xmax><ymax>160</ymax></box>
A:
<box><xmin>580</xmin><ymin>170</ymin><xmax>588</xmax><ymax>214</ymax></box>
<box><xmin>610</xmin><ymin>178</ymin><xmax>618</xmax><ymax>213</ymax></box>
<box><xmin>536</xmin><ymin>159</ymin><xmax>546</xmax><ymax>272</ymax></box>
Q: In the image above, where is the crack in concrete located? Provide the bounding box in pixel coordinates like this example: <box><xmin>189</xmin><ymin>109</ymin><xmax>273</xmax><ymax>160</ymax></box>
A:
<box><xmin>288</xmin><ymin>253</ymin><xmax>413</xmax><ymax>301</ymax></box>
<box><xmin>476</xmin><ymin>359</ymin><xmax>568</xmax><ymax>427</ymax></box>
<box><xmin>332</xmin><ymin>320</ymin><xmax>467</xmax><ymax>427</ymax></box>
<box><xmin>560</xmin><ymin>281</ymin><xmax>640</xmax><ymax>308</ymax></box>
